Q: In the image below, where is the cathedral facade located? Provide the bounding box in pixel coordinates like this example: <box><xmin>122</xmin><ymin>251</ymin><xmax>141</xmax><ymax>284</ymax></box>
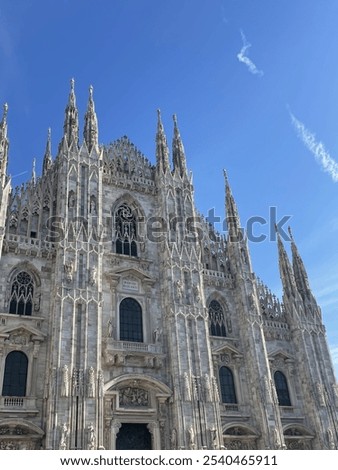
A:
<box><xmin>0</xmin><ymin>81</ymin><xmax>337</xmax><ymax>450</ymax></box>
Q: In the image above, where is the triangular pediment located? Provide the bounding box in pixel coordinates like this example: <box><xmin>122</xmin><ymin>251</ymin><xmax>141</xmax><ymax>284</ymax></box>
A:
<box><xmin>112</xmin><ymin>267</ymin><xmax>154</xmax><ymax>283</ymax></box>
<box><xmin>0</xmin><ymin>323</ymin><xmax>46</xmax><ymax>342</ymax></box>
<box><xmin>212</xmin><ymin>342</ymin><xmax>243</xmax><ymax>358</ymax></box>
<box><xmin>268</xmin><ymin>348</ymin><xmax>294</xmax><ymax>362</ymax></box>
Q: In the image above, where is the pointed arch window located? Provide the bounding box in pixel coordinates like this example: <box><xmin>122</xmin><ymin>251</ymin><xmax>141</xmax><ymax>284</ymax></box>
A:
<box><xmin>219</xmin><ymin>366</ymin><xmax>237</xmax><ymax>404</ymax></box>
<box><xmin>114</xmin><ymin>204</ymin><xmax>137</xmax><ymax>257</ymax></box>
<box><xmin>274</xmin><ymin>371</ymin><xmax>291</xmax><ymax>406</ymax></box>
<box><xmin>9</xmin><ymin>271</ymin><xmax>34</xmax><ymax>316</ymax></box>
<box><xmin>119</xmin><ymin>298</ymin><xmax>143</xmax><ymax>343</ymax></box>
<box><xmin>2</xmin><ymin>351</ymin><xmax>28</xmax><ymax>397</ymax></box>
<box><xmin>208</xmin><ymin>300</ymin><xmax>226</xmax><ymax>337</ymax></box>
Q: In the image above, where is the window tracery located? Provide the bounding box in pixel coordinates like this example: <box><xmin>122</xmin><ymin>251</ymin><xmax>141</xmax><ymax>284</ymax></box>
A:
<box><xmin>114</xmin><ymin>204</ymin><xmax>137</xmax><ymax>257</ymax></box>
<box><xmin>8</xmin><ymin>271</ymin><xmax>34</xmax><ymax>316</ymax></box>
<box><xmin>208</xmin><ymin>300</ymin><xmax>227</xmax><ymax>337</ymax></box>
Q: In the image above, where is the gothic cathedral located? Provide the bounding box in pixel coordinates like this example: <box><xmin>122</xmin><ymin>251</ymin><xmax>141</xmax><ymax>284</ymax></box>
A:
<box><xmin>0</xmin><ymin>81</ymin><xmax>337</xmax><ymax>450</ymax></box>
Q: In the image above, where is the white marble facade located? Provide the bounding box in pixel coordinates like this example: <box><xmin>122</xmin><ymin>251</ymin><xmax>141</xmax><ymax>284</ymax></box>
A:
<box><xmin>0</xmin><ymin>83</ymin><xmax>337</xmax><ymax>450</ymax></box>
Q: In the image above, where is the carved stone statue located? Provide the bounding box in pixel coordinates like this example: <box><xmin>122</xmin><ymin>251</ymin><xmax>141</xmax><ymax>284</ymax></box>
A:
<box><xmin>89</xmin><ymin>267</ymin><xmax>97</xmax><ymax>286</ymax></box>
<box><xmin>68</xmin><ymin>191</ymin><xmax>75</xmax><ymax>208</ymax></box>
<box><xmin>87</xmin><ymin>423</ymin><xmax>96</xmax><ymax>450</ymax></box>
<box><xmin>90</xmin><ymin>196</ymin><xmax>97</xmax><ymax>214</ymax></box>
<box><xmin>193</xmin><ymin>284</ymin><xmax>200</xmax><ymax>302</ymax></box>
<box><xmin>107</xmin><ymin>319</ymin><xmax>114</xmax><ymax>338</ymax></box>
<box><xmin>61</xmin><ymin>365</ymin><xmax>69</xmax><ymax>397</ymax></box>
<box><xmin>170</xmin><ymin>428</ymin><xmax>177</xmax><ymax>450</ymax></box>
<box><xmin>175</xmin><ymin>280</ymin><xmax>183</xmax><ymax>301</ymax></box>
<box><xmin>188</xmin><ymin>426</ymin><xmax>195</xmax><ymax>449</ymax></box>
<box><xmin>153</xmin><ymin>327</ymin><xmax>162</xmax><ymax>343</ymax></box>
<box><xmin>204</xmin><ymin>374</ymin><xmax>212</xmax><ymax>402</ymax></box>
<box><xmin>87</xmin><ymin>366</ymin><xmax>95</xmax><ymax>398</ymax></box>
<box><xmin>212</xmin><ymin>376</ymin><xmax>220</xmax><ymax>402</ymax></box>
<box><xmin>59</xmin><ymin>423</ymin><xmax>68</xmax><ymax>450</ymax></box>
<box><xmin>316</xmin><ymin>382</ymin><xmax>326</xmax><ymax>407</ymax></box>
<box><xmin>183</xmin><ymin>372</ymin><xmax>191</xmax><ymax>401</ymax></box>
<box><xmin>64</xmin><ymin>261</ymin><xmax>73</xmax><ymax>283</ymax></box>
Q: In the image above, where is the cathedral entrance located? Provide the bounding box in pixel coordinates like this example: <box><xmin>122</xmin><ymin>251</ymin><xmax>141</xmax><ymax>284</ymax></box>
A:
<box><xmin>116</xmin><ymin>423</ymin><xmax>152</xmax><ymax>450</ymax></box>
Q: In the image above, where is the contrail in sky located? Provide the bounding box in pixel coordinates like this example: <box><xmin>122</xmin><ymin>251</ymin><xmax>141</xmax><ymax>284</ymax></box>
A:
<box><xmin>290</xmin><ymin>111</ymin><xmax>338</xmax><ymax>183</ymax></box>
<box><xmin>237</xmin><ymin>30</ymin><xmax>263</xmax><ymax>76</ymax></box>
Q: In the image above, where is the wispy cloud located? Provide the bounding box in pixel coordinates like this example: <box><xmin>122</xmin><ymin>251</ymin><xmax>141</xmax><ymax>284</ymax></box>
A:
<box><xmin>237</xmin><ymin>30</ymin><xmax>263</xmax><ymax>76</ymax></box>
<box><xmin>290</xmin><ymin>111</ymin><xmax>338</xmax><ymax>182</ymax></box>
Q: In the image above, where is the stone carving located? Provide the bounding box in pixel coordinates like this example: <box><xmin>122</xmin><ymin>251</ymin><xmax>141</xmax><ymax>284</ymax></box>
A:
<box><xmin>90</xmin><ymin>196</ymin><xmax>97</xmax><ymax>214</ymax></box>
<box><xmin>193</xmin><ymin>284</ymin><xmax>200</xmax><ymax>302</ymax></box>
<box><xmin>175</xmin><ymin>280</ymin><xmax>183</xmax><ymax>301</ymax></box>
<box><xmin>107</xmin><ymin>319</ymin><xmax>114</xmax><ymax>338</ymax></box>
<box><xmin>89</xmin><ymin>267</ymin><xmax>97</xmax><ymax>286</ymax></box>
<box><xmin>332</xmin><ymin>384</ymin><xmax>338</xmax><ymax>407</ymax></box>
<box><xmin>68</xmin><ymin>191</ymin><xmax>75</xmax><ymax>208</ymax></box>
<box><xmin>212</xmin><ymin>376</ymin><xmax>220</xmax><ymax>402</ymax></box>
<box><xmin>59</xmin><ymin>423</ymin><xmax>68</xmax><ymax>450</ymax></box>
<box><xmin>87</xmin><ymin>366</ymin><xmax>95</xmax><ymax>398</ymax></box>
<box><xmin>170</xmin><ymin>428</ymin><xmax>177</xmax><ymax>450</ymax></box>
<box><xmin>273</xmin><ymin>428</ymin><xmax>281</xmax><ymax>449</ymax></box>
<box><xmin>209</xmin><ymin>427</ymin><xmax>217</xmax><ymax>449</ymax></box>
<box><xmin>64</xmin><ymin>261</ymin><xmax>73</xmax><ymax>283</ymax></box>
<box><xmin>188</xmin><ymin>426</ymin><xmax>195</xmax><ymax>449</ymax></box>
<box><xmin>72</xmin><ymin>368</ymin><xmax>84</xmax><ymax>397</ymax></box>
<box><xmin>263</xmin><ymin>376</ymin><xmax>272</xmax><ymax>402</ymax></box>
<box><xmin>153</xmin><ymin>327</ymin><xmax>162</xmax><ymax>343</ymax></box>
<box><xmin>49</xmin><ymin>367</ymin><xmax>57</xmax><ymax>396</ymax></box>
<box><xmin>271</xmin><ymin>380</ymin><xmax>278</xmax><ymax>404</ymax></box>
<box><xmin>61</xmin><ymin>365</ymin><xmax>70</xmax><ymax>397</ymax></box>
<box><xmin>119</xmin><ymin>387</ymin><xmax>149</xmax><ymax>407</ymax></box>
<box><xmin>204</xmin><ymin>374</ymin><xmax>213</xmax><ymax>402</ymax></box>
<box><xmin>0</xmin><ymin>441</ymin><xmax>17</xmax><ymax>450</ymax></box>
<box><xmin>183</xmin><ymin>372</ymin><xmax>192</xmax><ymax>401</ymax></box>
<box><xmin>98</xmin><ymin>370</ymin><xmax>104</xmax><ymax>397</ymax></box>
<box><xmin>327</xmin><ymin>428</ymin><xmax>335</xmax><ymax>450</ymax></box>
<box><xmin>316</xmin><ymin>382</ymin><xmax>326</xmax><ymax>407</ymax></box>
<box><xmin>34</xmin><ymin>293</ymin><xmax>41</xmax><ymax>312</ymax></box>
<box><xmin>87</xmin><ymin>423</ymin><xmax>96</xmax><ymax>450</ymax></box>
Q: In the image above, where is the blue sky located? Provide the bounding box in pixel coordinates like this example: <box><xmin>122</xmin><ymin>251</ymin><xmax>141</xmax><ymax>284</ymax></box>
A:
<box><xmin>1</xmin><ymin>0</ymin><xmax>338</xmax><ymax>375</ymax></box>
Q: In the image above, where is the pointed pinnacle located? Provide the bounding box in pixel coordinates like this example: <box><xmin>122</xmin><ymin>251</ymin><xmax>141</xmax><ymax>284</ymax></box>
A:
<box><xmin>288</xmin><ymin>226</ymin><xmax>294</xmax><ymax>241</ymax></box>
<box><xmin>2</xmin><ymin>103</ymin><xmax>8</xmax><ymax>120</ymax></box>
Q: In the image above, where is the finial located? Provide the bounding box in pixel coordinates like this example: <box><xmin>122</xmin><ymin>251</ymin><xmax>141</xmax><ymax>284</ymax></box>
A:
<box><xmin>157</xmin><ymin>108</ymin><xmax>161</xmax><ymax>118</ymax></box>
<box><xmin>288</xmin><ymin>226</ymin><xmax>294</xmax><ymax>241</ymax></box>
<box><xmin>89</xmin><ymin>84</ymin><xmax>93</xmax><ymax>97</ymax></box>
<box><xmin>32</xmin><ymin>158</ymin><xmax>36</xmax><ymax>183</ymax></box>
<box><xmin>173</xmin><ymin>114</ymin><xmax>178</xmax><ymax>126</ymax></box>
<box><xmin>48</xmin><ymin>127</ymin><xmax>51</xmax><ymax>140</ymax></box>
<box><xmin>3</xmin><ymin>103</ymin><xmax>8</xmax><ymax>117</ymax></box>
<box><xmin>274</xmin><ymin>223</ymin><xmax>278</xmax><ymax>234</ymax></box>
<box><xmin>223</xmin><ymin>169</ymin><xmax>228</xmax><ymax>183</ymax></box>
<box><xmin>70</xmin><ymin>78</ymin><xmax>75</xmax><ymax>91</ymax></box>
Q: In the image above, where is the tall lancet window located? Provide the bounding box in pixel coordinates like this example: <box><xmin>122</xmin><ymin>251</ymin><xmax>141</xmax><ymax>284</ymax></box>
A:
<box><xmin>208</xmin><ymin>300</ymin><xmax>227</xmax><ymax>337</ymax></box>
<box><xmin>274</xmin><ymin>371</ymin><xmax>291</xmax><ymax>406</ymax></box>
<box><xmin>9</xmin><ymin>271</ymin><xmax>34</xmax><ymax>316</ymax></box>
<box><xmin>219</xmin><ymin>366</ymin><xmax>237</xmax><ymax>404</ymax></box>
<box><xmin>114</xmin><ymin>204</ymin><xmax>137</xmax><ymax>257</ymax></box>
